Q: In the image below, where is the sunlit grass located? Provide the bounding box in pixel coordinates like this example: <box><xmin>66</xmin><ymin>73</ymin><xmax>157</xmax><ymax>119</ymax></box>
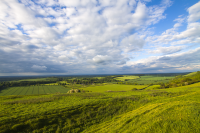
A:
<box><xmin>1</xmin><ymin>82</ymin><xmax>200</xmax><ymax>133</ymax></box>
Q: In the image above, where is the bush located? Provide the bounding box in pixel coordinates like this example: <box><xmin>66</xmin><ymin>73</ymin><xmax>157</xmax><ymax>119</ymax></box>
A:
<box><xmin>75</xmin><ymin>89</ymin><xmax>81</xmax><ymax>93</ymax></box>
<box><xmin>68</xmin><ymin>89</ymin><xmax>81</xmax><ymax>93</ymax></box>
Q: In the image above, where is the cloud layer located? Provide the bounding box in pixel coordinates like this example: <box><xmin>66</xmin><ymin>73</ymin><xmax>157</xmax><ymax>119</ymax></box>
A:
<box><xmin>0</xmin><ymin>0</ymin><xmax>200</xmax><ymax>75</ymax></box>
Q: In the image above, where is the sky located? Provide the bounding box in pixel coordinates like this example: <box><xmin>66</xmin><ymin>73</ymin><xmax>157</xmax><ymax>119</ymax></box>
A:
<box><xmin>0</xmin><ymin>0</ymin><xmax>200</xmax><ymax>76</ymax></box>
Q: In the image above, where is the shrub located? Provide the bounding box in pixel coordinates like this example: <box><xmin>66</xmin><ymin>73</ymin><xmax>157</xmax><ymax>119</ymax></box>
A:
<box><xmin>68</xmin><ymin>89</ymin><xmax>81</xmax><ymax>93</ymax></box>
<box><xmin>74</xmin><ymin>89</ymin><xmax>81</xmax><ymax>93</ymax></box>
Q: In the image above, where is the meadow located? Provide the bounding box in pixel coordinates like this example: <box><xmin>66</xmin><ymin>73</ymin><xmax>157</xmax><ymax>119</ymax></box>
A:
<box><xmin>1</xmin><ymin>72</ymin><xmax>200</xmax><ymax>133</ymax></box>
<box><xmin>1</xmin><ymin>82</ymin><xmax>200</xmax><ymax>132</ymax></box>
<box><xmin>0</xmin><ymin>86</ymin><xmax>69</xmax><ymax>96</ymax></box>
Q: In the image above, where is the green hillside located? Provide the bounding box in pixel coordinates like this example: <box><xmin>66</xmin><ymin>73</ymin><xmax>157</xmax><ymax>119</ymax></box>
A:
<box><xmin>1</xmin><ymin>81</ymin><xmax>200</xmax><ymax>133</ymax></box>
<box><xmin>160</xmin><ymin>71</ymin><xmax>200</xmax><ymax>88</ymax></box>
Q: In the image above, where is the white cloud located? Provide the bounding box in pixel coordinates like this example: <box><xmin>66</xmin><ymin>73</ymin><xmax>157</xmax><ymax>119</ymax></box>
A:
<box><xmin>3</xmin><ymin>0</ymin><xmax>200</xmax><ymax>75</ymax></box>
<box><xmin>90</xmin><ymin>55</ymin><xmax>112</xmax><ymax>65</ymax></box>
<box><xmin>187</xmin><ymin>1</ymin><xmax>200</xmax><ymax>22</ymax></box>
<box><xmin>147</xmin><ymin>1</ymin><xmax>200</xmax><ymax>47</ymax></box>
<box><xmin>120</xmin><ymin>34</ymin><xmax>145</xmax><ymax>52</ymax></box>
<box><xmin>126</xmin><ymin>47</ymin><xmax>200</xmax><ymax>73</ymax></box>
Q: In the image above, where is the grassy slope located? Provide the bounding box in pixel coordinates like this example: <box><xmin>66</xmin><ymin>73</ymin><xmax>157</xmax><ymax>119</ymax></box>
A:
<box><xmin>0</xmin><ymin>82</ymin><xmax>200</xmax><ymax>132</ymax></box>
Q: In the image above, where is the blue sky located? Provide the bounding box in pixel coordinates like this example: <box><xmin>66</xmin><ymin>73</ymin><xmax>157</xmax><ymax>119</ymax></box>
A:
<box><xmin>0</xmin><ymin>0</ymin><xmax>200</xmax><ymax>76</ymax></box>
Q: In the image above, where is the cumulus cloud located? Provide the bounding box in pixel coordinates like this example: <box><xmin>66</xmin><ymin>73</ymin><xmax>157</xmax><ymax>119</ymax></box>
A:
<box><xmin>0</xmin><ymin>0</ymin><xmax>199</xmax><ymax>75</ymax></box>
<box><xmin>187</xmin><ymin>1</ymin><xmax>200</xmax><ymax>22</ymax></box>
<box><xmin>120</xmin><ymin>34</ymin><xmax>145</xmax><ymax>52</ymax></box>
<box><xmin>90</xmin><ymin>55</ymin><xmax>112</xmax><ymax>65</ymax></box>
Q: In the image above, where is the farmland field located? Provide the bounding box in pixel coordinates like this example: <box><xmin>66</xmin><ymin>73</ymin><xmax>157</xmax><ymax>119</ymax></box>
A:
<box><xmin>114</xmin><ymin>75</ymin><xmax>140</xmax><ymax>81</ymax></box>
<box><xmin>1</xmin><ymin>72</ymin><xmax>200</xmax><ymax>133</ymax></box>
<box><xmin>127</xmin><ymin>75</ymin><xmax>175</xmax><ymax>84</ymax></box>
<box><xmin>0</xmin><ymin>85</ymin><xmax>70</xmax><ymax>96</ymax></box>
<box><xmin>80</xmin><ymin>84</ymin><xmax>148</xmax><ymax>92</ymax></box>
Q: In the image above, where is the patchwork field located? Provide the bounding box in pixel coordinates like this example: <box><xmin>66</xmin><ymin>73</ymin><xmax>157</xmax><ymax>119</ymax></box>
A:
<box><xmin>0</xmin><ymin>86</ymin><xmax>70</xmax><ymax>96</ymax></box>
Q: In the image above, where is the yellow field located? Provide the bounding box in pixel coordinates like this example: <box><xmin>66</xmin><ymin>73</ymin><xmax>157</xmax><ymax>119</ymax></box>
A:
<box><xmin>114</xmin><ymin>75</ymin><xmax>140</xmax><ymax>81</ymax></box>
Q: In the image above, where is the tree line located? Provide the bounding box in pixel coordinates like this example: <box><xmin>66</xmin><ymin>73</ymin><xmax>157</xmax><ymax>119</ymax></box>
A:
<box><xmin>60</xmin><ymin>76</ymin><xmax>118</xmax><ymax>85</ymax></box>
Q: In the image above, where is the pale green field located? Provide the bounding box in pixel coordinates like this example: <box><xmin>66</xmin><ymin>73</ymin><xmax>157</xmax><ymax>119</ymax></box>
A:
<box><xmin>80</xmin><ymin>84</ymin><xmax>147</xmax><ymax>92</ymax></box>
<box><xmin>138</xmin><ymin>76</ymin><xmax>174</xmax><ymax>80</ymax></box>
<box><xmin>127</xmin><ymin>75</ymin><xmax>175</xmax><ymax>84</ymax></box>
<box><xmin>114</xmin><ymin>75</ymin><xmax>140</xmax><ymax>81</ymax></box>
